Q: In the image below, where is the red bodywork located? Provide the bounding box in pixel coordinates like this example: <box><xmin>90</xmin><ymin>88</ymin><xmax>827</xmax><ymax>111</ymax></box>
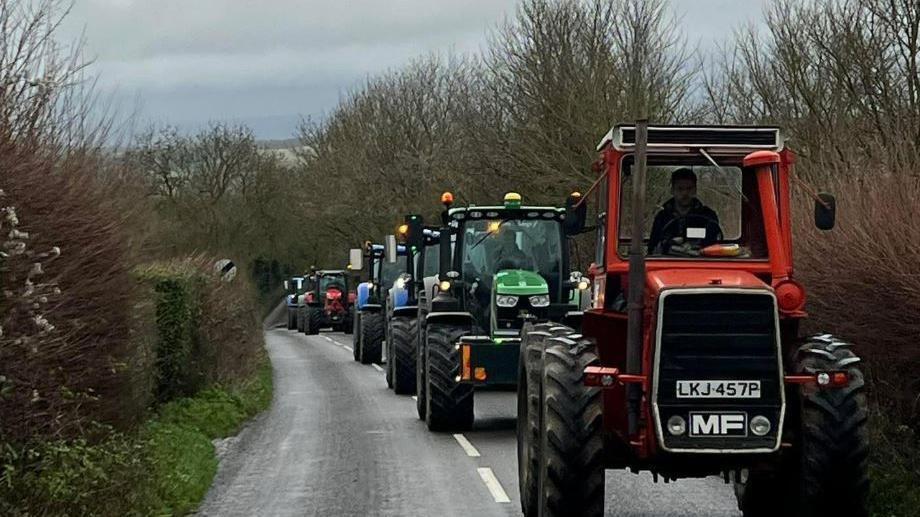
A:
<box><xmin>582</xmin><ymin>146</ymin><xmax>808</xmax><ymax>461</ymax></box>
<box><xmin>324</xmin><ymin>287</ymin><xmax>346</xmax><ymax>317</ymax></box>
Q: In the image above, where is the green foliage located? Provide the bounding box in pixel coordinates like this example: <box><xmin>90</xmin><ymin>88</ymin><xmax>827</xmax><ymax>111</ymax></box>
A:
<box><xmin>156</xmin><ymin>360</ymin><xmax>273</xmax><ymax>439</ymax></box>
<box><xmin>0</xmin><ymin>357</ymin><xmax>273</xmax><ymax>517</ymax></box>
<box><xmin>143</xmin><ymin>420</ymin><xmax>216</xmax><ymax>516</ymax></box>
<box><xmin>868</xmin><ymin>419</ymin><xmax>920</xmax><ymax>517</ymax></box>
<box><xmin>136</xmin><ymin>264</ymin><xmax>207</xmax><ymax>402</ymax></box>
<box><xmin>0</xmin><ymin>431</ymin><xmax>156</xmax><ymax>516</ymax></box>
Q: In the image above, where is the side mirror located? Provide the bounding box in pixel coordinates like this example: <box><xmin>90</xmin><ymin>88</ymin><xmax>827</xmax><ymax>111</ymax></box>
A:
<box><xmin>349</xmin><ymin>248</ymin><xmax>363</xmax><ymax>271</ymax></box>
<box><xmin>814</xmin><ymin>192</ymin><xmax>836</xmax><ymax>230</ymax></box>
<box><xmin>564</xmin><ymin>192</ymin><xmax>587</xmax><ymax>235</ymax></box>
<box><xmin>384</xmin><ymin>235</ymin><xmax>398</xmax><ymax>264</ymax></box>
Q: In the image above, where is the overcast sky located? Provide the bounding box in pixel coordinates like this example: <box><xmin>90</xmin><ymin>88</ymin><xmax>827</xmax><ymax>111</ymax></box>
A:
<box><xmin>59</xmin><ymin>0</ymin><xmax>768</xmax><ymax>139</ymax></box>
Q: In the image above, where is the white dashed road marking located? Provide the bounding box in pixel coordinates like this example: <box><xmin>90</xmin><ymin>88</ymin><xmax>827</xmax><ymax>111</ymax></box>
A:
<box><xmin>344</xmin><ymin>346</ymin><xmax>354</xmax><ymax>352</ymax></box>
<box><xmin>411</xmin><ymin>395</ymin><xmax>417</xmax><ymax>401</ymax></box>
<box><xmin>452</xmin><ymin>434</ymin><xmax>481</xmax><ymax>457</ymax></box>
<box><xmin>372</xmin><ymin>363</ymin><xmax>384</xmax><ymax>372</ymax></box>
<box><xmin>477</xmin><ymin>467</ymin><xmax>511</xmax><ymax>503</ymax></box>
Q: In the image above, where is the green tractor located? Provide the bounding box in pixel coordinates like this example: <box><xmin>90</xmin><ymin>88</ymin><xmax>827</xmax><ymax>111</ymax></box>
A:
<box><xmin>417</xmin><ymin>191</ymin><xmax>588</xmax><ymax>431</ymax></box>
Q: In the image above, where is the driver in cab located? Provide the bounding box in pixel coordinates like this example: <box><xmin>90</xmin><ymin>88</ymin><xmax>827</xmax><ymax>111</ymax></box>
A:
<box><xmin>647</xmin><ymin>168</ymin><xmax>723</xmax><ymax>255</ymax></box>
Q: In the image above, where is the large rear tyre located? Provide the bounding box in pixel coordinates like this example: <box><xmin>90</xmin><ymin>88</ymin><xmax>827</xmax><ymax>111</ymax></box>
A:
<box><xmin>735</xmin><ymin>334</ymin><xmax>869</xmax><ymax>517</ymax></box>
<box><xmin>352</xmin><ymin>312</ymin><xmax>361</xmax><ymax>361</ymax></box>
<box><xmin>425</xmin><ymin>323</ymin><xmax>474</xmax><ymax>432</ymax></box>
<box><xmin>307</xmin><ymin>307</ymin><xmax>321</xmax><ymax>335</ymax></box>
<box><xmin>536</xmin><ymin>330</ymin><xmax>604</xmax><ymax>517</ymax></box>
<box><xmin>343</xmin><ymin>310</ymin><xmax>354</xmax><ymax>335</ymax></box>
<box><xmin>359</xmin><ymin>311</ymin><xmax>384</xmax><ymax>364</ymax></box>
<box><xmin>415</xmin><ymin>305</ymin><xmax>429</xmax><ymax>420</ymax></box>
<box><xmin>518</xmin><ymin>323</ymin><xmax>572</xmax><ymax>515</ymax></box>
<box><xmin>296</xmin><ymin>309</ymin><xmax>305</xmax><ymax>333</ymax></box>
<box><xmin>391</xmin><ymin>316</ymin><xmax>417</xmax><ymax>395</ymax></box>
<box><xmin>385</xmin><ymin>321</ymin><xmax>394</xmax><ymax>389</ymax></box>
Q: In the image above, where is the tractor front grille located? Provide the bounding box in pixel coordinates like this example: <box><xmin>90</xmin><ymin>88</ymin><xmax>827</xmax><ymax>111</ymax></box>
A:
<box><xmin>495</xmin><ymin>298</ymin><xmax>548</xmax><ymax>331</ymax></box>
<box><xmin>653</xmin><ymin>289</ymin><xmax>784</xmax><ymax>453</ymax></box>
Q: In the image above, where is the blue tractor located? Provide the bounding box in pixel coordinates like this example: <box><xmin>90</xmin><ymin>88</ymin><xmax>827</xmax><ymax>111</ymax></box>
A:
<box><xmin>350</xmin><ymin>241</ymin><xmax>407</xmax><ymax>364</ymax></box>
<box><xmin>384</xmin><ymin>215</ymin><xmax>441</xmax><ymax>394</ymax></box>
<box><xmin>284</xmin><ymin>276</ymin><xmax>305</xmax><ymax>330</ymax></box>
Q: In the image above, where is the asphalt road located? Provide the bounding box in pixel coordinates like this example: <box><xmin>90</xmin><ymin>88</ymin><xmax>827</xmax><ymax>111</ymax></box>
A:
<box><xmin>197</xmin><ymin>328</ymin><xmax>742</xmax><ymax>517</ymax></box>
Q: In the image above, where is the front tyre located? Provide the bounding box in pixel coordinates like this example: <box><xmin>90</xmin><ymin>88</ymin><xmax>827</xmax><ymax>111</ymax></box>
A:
<box><xmin>359</xmin><ymin>311</ymin><xmax>384</xmax><ymax>364</ymax></box>
<box><xmin>735</xmin><ymin>334</ymin><xmax>869</xmax><ymax>517</ymax></box>
<box><xmin>518</xmin><ymin>323</ymin><xmax>571</xmax><ymax>515</ymax></box>
<box><xmin>425</xmin><ymin>323</ymin><xmax>473</xmax><ymax>432</ymax></box>
<box><xmin>352</xmin><ymin>312</ymin><xmax>361</xmax><ymax>361</ymax></box>
<box><xmin>537</xmin><ymin>330</ymin><xmax>604</xmax><ymax>517</ymax></box>
<box><xmin>797</xmin><ymin>335</ymin><xmax>869</xmax><ymax>516</ymax></box>
<box><xmin>391</xmin><ymin>316</ymin><xmax>417</xmax><ymax>395</ymax></box>
<box><xmin>307</xmin><ymin>307</ymin><xmax>322</xmax><ymax>335</ymax></box>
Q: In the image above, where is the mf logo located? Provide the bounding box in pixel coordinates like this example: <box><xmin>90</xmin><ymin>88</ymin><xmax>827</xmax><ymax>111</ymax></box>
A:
<box><xmin>689</xmin><ymin>412</ymin><xmax>748</xmax><ymax>437</ymax></box>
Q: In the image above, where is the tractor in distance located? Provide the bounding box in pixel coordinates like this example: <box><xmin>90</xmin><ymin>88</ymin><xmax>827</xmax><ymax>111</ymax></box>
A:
<box><xmin>284</xmin><ymin>275</ymin><xmax>305</xmax><ymax>330</ymax></box>
<box><xmin>516</xmin><ymin>123</ymin><xmax>867</xmax><ymax>517</ymax></box>
<box><xmin>350</xmin><ymin>240</ymin><xmax>407</xmax><ymax>364</ymax></box>
<box><xmin>384</xmin><ymin>216</ymin><xmax>442</xmax><ymax>394</ymax></box>
<box><xmin>416</xmin><ymin>191</ymin><xmax>589</xmax><ymax>431</ymax></box>
<box><xmin>297</xmin><ymin>269</ymin><xmax>354</xmax><ymax>335</ymax></box>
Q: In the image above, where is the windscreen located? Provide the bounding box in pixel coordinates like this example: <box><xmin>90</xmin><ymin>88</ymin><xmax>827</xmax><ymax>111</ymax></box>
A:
<box><xmin>459</xmin><ymin>218</ymin><xmax>563</xmax><ymax>298</ymax></box>
<box><xmin>319</xmin><ymin>273</ymin><xmax>345</xmax><ymax>291</ymax></box>
<box><xmin>422</xmin><ymin>244</ymin><xmax>439</xmax><ymax>277</ymax></box>
<box><xmin>618</xmin><ymin>159</ymin><xmax>766</xmax><ymax>259</ymax></box>
<box><xmin>378</xmin><ymin>255</ymin><xmax>407</xmax><ymax>288</ymax></box>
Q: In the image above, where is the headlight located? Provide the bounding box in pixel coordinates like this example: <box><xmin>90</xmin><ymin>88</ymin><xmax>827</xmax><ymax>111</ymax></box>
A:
<box><xmin>395</xmin><ymin>278</ymin><xmax>406</xmax><ymax>289</ymax></box>
<box><xmin>529</xmin><ymin>294</ymin><xmax>550</xmax><ymax>307</ymax></box>
<box><xmin>496</xmin><ymin>295</ymin><xmax>519</xmax><ymax>307</ymax></box>
<box><xmin>439</xmin><ymin>280</ymin><xmax>451</xmax><ymax>292</ymax></box>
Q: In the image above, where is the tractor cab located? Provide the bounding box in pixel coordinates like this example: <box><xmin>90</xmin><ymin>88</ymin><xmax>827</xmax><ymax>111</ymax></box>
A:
<box><xmin>416</xmin><ymin>191</ymin><xmax>588</xmax><ymax>431</ymax></box>
<box><xmin>284</xmin><ymin>276</ymin><xmax>305</xmax><ymax>307</ymax></box>
<box><xmin>437</xmin><ymin>193</ymin><xmax>583</xmax><ymax>339</ymax></box>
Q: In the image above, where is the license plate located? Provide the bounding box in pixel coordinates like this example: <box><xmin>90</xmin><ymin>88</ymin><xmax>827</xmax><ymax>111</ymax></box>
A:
<box><xmin>676</xmin><ymin>380</ymin><xmax>761</xmax><ymax>399</ymax></box>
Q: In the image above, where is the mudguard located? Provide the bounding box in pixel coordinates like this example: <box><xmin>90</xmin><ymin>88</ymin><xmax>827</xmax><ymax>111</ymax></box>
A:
<box><xmin>392</xmin><ymin>305</ymin><xmax>417</xmax><ymax>317</ymax></box>
<box><xmin>356</xmin><ymin>281</ymin><xmax>371</xmax><ymax>310</ymax></box>
<box><xmin>427</xmin><ymin>311</ymin><xmax>475</xmax><ymax>327</ymax></box>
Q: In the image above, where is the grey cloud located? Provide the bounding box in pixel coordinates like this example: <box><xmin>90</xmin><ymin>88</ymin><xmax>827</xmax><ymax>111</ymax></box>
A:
<box><xmin>59</xmin><ymin>0</ymin><xmax>766</xmax><ymax>138</ymax></box>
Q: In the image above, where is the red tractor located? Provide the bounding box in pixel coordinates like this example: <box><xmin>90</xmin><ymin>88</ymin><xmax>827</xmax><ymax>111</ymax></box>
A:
<box><xmin>517</xmin><ymin>124</ymin><xmax>868</xmax><ymax>517</ymax></box>
<box><xmin>298</xmin><ymin>269</ymin><xmax>355</xmax><ymax>335</ymax></box>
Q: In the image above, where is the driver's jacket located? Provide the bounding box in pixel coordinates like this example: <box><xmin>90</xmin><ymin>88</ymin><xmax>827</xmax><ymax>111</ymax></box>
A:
<box><xmin>647</xmin><ymin>198</ymin><xmax>722</xmax><ymax>254</ymax></box>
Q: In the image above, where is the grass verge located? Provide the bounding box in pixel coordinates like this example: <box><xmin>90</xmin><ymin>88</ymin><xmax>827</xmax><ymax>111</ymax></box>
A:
<box><xmin>868</xmin><ymin>416</ymin><xmax>920</xmax><ymax>517</ymax></box>
<box><xmin>0</xmin><ymin>357</ymin><xmax>273</xmax><ymax>516</ymax></box>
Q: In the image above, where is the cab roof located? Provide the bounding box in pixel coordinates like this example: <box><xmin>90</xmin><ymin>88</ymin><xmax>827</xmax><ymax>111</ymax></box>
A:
<box><xmin>597</xmin><ymin>124</ymin><xmax>784</xmax><ymax>153</ymax></box>
<box><xmin>447</xmin><ymin>205</ymin><xmax>564</xmax><ymax>215</ymax></box>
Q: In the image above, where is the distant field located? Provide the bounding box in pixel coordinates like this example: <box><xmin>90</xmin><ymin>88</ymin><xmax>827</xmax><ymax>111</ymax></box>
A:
<box><xmin>257</xmin><ymin>139</ymin><xmax>304</xmax><ymax>165</ymax></box>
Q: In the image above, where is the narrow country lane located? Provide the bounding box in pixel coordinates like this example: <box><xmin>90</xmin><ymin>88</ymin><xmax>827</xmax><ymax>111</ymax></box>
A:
<box><xmin>198</xmin><ymin>328</ymin><xmax>742</xmax><ymax>517</ymax></box>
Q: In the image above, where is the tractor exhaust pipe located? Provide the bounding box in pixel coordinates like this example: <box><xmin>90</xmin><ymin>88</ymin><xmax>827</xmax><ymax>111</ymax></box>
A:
<box><xmin>626</xmin><ymin>119</ymin><xmax>648</xmax><ymax>436</ymax></box>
